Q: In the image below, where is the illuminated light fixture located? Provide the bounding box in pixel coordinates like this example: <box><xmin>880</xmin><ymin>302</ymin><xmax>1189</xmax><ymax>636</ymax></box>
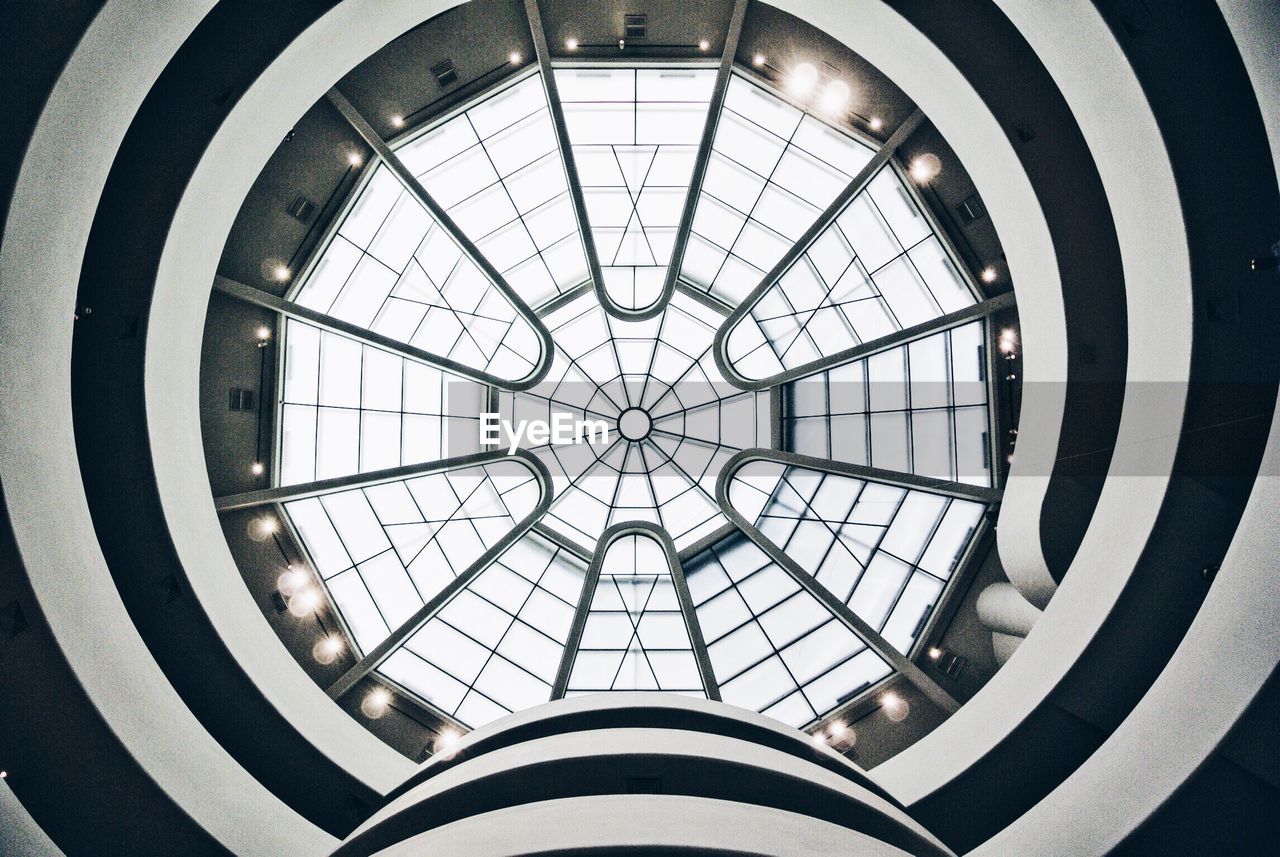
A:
<box><xmin>361</xmin><ymin>687</ymin><xmax>392</xmax><ymax>719</ymax></box>
<box><xmin>699</xmin><ymin>39</ymin><xmax>710</xmax><ymax>51</ymax></box>
<box><xmin>787</xmin><ymin>62</ymin><xmax>819</xmax><ymax>96</ymax></box>
<box><xmin>753</xmin><ymin>53</ymin><xmax>766</xmax><ymax>67</ymax></box>
<box><xmin>881</xmin><ymin>692</ymin><xmax>910</xmax><ymax>722</ymax></box>
<box><xmin>509</xmin><ymin>51</ymin><xmax>522</xmax><ymax>64</ymax></box>
<box><xmin>810</xmin><ymin>731</ymin><xmax>827</xmax><ymax>746</ymax></box>
<box><xmin>828</xmin><ymin>720</ymin><xmax>848</xmax><ymax>738</ymax></box>
<box><xmin>272</xmin><ymin>264</ymin><xmax>291</xmax><ymax>283</ymax></box>
<box><xmin>819</xmin><ymin>79</ymin><xmax>851</xmax><ymax>114</ymax></box>
<box><xmin>250</xmin><ymin>516</ymin><xmax>280</xmax><ymax>541</ymax></box>
<box><xmin>313</xmin><ymin>635</ymin><xmax>344</xmax><ymax>665</ymax></box>
<box><xmin>250</xmin><ymin>461</ymin><xmax>265</xmax><ymax>476</ymax></box>
<box><xmin>565</xmin><ymin>37</ymin><xmax>579</xmax><ymax>51</ymax></box>
<box><xmin>347</xmin><ymin>152</ymin><xmax>363</xmax><ymax>167</ymax></box>
<box><xmin>390</xmin><ymin>114</ymin><xmax>405</xmax><ymax>129</ymax></box>
<box><xmin>981</xmin><ymin>266</ymin><xmax>999</xmax><ymax>284</ymax></box>
<box><xmin>276</xmin><ymin>567</ymin><xmax>310</xmax><ymax>597</ymax></box>
<box><xmin>435</xmin><ymin>728</ymin><xmax>462</xmax><ymax>757</ymax></box>
<box><xmin>999</xmin><ymin>327</ymin><xmax>1018</xmax><ymax>355</ymax></box>
<box><xmin>909</xmin><ymin>153</ymin><xmax>942</xmax><ymax>184</ymax></box>
<box><xmin>287</xmin><ymin>586</ymin><xmax>321</xmax><ymax>618</ymax></box>
<box><xmin>927</xmin><ymin>646</ymin><xmax>943</xmax><ymax>660</ymax></box>
<box><xmin>869</xmin><ymin>116</ymin><xmax>883</xmax><ymax>131</ymax></box>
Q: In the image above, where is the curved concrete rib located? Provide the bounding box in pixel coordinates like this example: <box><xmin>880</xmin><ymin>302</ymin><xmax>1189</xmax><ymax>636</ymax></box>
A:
<box><xmin>365</xmin><ymin>795</ymin><xmax>914</xmax><ymax>857</ymax></box>
<box><xmin>337</xmin><ymin>728</ymin><xmax>952</xmax><ymax>857</ymax></box>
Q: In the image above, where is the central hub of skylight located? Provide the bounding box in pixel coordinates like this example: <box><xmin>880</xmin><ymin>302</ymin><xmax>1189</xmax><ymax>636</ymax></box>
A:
<box><xmin>617</xmin><ymin>407</ymin><xmax>652</xmax><ymax>441</ymax></box>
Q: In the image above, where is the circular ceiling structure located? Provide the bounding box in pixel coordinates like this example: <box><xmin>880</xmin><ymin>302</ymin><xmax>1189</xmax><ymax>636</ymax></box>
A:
<box><xmin>3</xmin><ymin>0</ymin><xmax>1277</xmax><ymax>854</ymax></box>
<box><xmin>193</xmin><ymin>2</ymin><xmax>1016</xmax><ymax>747</ymax></box>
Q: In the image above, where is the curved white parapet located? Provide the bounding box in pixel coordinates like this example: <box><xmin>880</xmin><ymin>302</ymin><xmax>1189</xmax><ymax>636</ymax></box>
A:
<box><xmin>0</xmin><ymin>2</ymin><xmax>332</xmax><ymax>854</ymax></box>
<box><xmin>865</xmin><ymin>0</ymin><xmax>1192</xmax><ymax>806</ymax></box>
<box><xmin>338</xmin><ymin>726</ymin><xmax>951</xmax><ymax>857</ymax></box>
<box><xmin>974</xmin><ymin>1</ymin><xmax>1280</xmax><ymax>851</ymax></box>
<box><xmin>145</xmin><ymin>0</ymin><xmax>496</xmax><ymax>797</ymax></box>
<box><xmin>365</xmin><ymin>795</ymin><xmax>914</xmax><ymax>857</ymax></box>
<box><xmin>976</xmin><ymin>582</ymin><xmax>1043</xmax><ymax>639</ymax></box>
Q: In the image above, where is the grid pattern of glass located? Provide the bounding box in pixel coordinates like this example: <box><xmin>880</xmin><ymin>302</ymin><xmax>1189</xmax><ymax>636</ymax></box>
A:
<box><xmin>566</xmin><ymin>534</ymin><xmax>705</xmax><ymax>696</ymax></box>
<box><xmin>724</xmin><ymin>165</ymin><xmax>977</xmax><ymax>380</ymax></box>
<box><xmin>277</xmin><ymin>319</ymin><xmax>484</xmax><ymax>486</ymax></box>
<box><xmin>291</xmin><ymin>163</ymin><xmax>543</xmax><ymax>382</ymax></box>
<box><xmin>378</xmin><ymin>531</ymin><xmax>587</xmax><ymax>728</ymax></box>
<box><xmin>556</xmin><ymin>67</ymin><xmax>716</xmax><ymax>310</ymax></box>
<box><xmin>284</xmin><ymin>459</ymin><xmax>541</xmax><ymax>655</ymax></box>
<box><xmin>396</xmin><ymin>73</ymin><xmax>589</xmax><ymax>310</ymax></box>
<box><xmin>263</xmin><ymin>61</ymin><xmax>1005</xmax><ymax>736</ymax></box>
<box><xmin>784</xmin><ymin>321</ymin><xmax>991</xmax><ymax>485</ymax></box>
<box><xmin>684</xmin><ymin>534</ymin><xmax>891</xmax><ymax>728</ymax></box>
<box><xmin>498</xmin><ymin>289</ymin><xmax>771</xmax><ymax>551</ymax></box>
<box><xmin>678</xmin><ymin>75</ymin><xmax>874</xmax><ymax>307</ymax></box>
<box><xmin>727</xmin><ymin>461</ymin><xmax>986</xmax><ymax>655</ymax></box>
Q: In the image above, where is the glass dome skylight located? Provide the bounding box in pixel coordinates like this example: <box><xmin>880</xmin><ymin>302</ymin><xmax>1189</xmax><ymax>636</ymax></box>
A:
<box><xmin>253</xmin><ymin>58</ymin><xmax>1001</xmax><ymax>735</ymax></box>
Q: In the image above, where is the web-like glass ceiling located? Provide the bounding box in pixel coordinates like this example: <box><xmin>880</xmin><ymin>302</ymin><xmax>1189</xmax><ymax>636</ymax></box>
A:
<box><xmin>258</xmin><ymin>60</ymin><xmax>1002</xmax><ymax>736</ymax></box>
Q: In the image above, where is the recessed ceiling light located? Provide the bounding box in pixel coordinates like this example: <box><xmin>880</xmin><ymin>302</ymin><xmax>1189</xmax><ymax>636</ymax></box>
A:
<box><xmin>250</xmin><ymin>461</ymin><xmax>265</xmax><ymax>476</ymax></box>
<box><xmin>788</xmin><ymin>62</ymin><xmax>818</xmax><ymax>96</ymax></box>
<box><xmin>272</xmin><ymin>265</ymin><xmax>290</xmax><ymax>282</ymax></box>
<box><xmin>869</xmin><ymin>116</ymin><xmax>883</xmax><ymax>131</ymax></box>
<box><xmin>881</xmin><ymin>691</ymin><xmax>910</xmax><ymax>722</ymax></box>
<box><xmin>753</xmin><ymin>53</ymin><xmax>766</xmax><ymax>67</ymax></box>
<box><xmin>819</xmin><ymin>79</ymin><xmax>851</xmax><ymax>114</ymax></box>
<box><xmin>699</xmin><ymin>39</ymin><xmax>710</xmax><ymax>51</ymax></box>
<box><xmin>909</xmin><ymin>154</ymin><xmax>942</xmax><ymax>183</ymax></box>
<box><xmin>565</xmin><ymin>37</ymin><xmax>579</xmax><ymax>50</ymax></box>
<box><xmin>361</xmin><ymin>687</ymin><xmax>391</xmax><ymax>718</ymax></box>
<box><xmin>981</xmin><ymin>266</ymin><xmax>998</xmax><ymax>283</ymax></box>
<box><xmin>390</xmin><ymin>114</ymin><xmax>405</xmax><ymax>129</ymax></box>
<box><xmin>509</xmin><ymin>51</ymin><xmax>522</xmax><ymax>64</ymax></box>
<box><xmin>313</xmin><ymin>635</ymin><xmax>343</xmax><ymax>664</ymax></box>
<box><xmin>347</xmin><ymin>152</ymin><xmax>363</xmax><ymax>167</ymax></box>
<box><xmin>287</xmin><ymin>586</ymin><xmax>321</xmax><ymax>618</ymax></box>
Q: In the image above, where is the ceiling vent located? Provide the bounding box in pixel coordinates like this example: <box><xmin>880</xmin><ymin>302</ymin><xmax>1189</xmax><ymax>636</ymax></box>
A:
<box><xmin>955</xmin><ymin>193</ymin><xmax>987</xmax><ymax>225</ymax></box>
<box><xmin>431</xmin><ymin>58</ymin><xmax>459</xmax><ymax>87</ymax></box>
<box><xmin>228</xmin><ymin>387</ymin><xmax>256</xmax><ymax>412</ymax></box>
<box><xmin>623</xmin><ymin>13</ymin><xmax>647</xmax><ymax>40</ymax></box>
<box><xmin>287</xmin><ymin>194</ymin><xmax>317</xmax><ymax>225</ymax></box>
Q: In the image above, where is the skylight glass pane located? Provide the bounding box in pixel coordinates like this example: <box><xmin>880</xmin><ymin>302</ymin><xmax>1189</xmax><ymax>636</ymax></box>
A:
<box><xmin>680</xmin><ymin>74</ymin><xmax>874</xmax><ymax>307</ymax></box>
<box><xmin>556</xmin><ymin>67</ymin><xmax>716</xmax><ymax>311</ymax></box>
<box><xmin>684</xmin><ymin>534</ymin><xmax>890</xmax><ymax>727</ymax></box>
<box><xmin>724</xmin><ymin>165</ymin><xmax>977</xmax><ymax>380</ymax></box>
<box><xmin>780</xmin><ymin>321</ymin><xmax>992</xmax><ymax>485</ymax></box>
<box><xmin>567</xmin><ymin>533</ymin><xmax>704</xmax><ymax>695</ymax></box>
<box><xmin>725</xmin><ymin>461</ymin><xmax>986</xmax><ymax>655</ymax></box>
<box><xmin>291</xmin><ymin>163</ymin><xmax>543</xmax><ymax>383</ymax></box>
<box><xmin>396</xmin><ymin>73</ymin><xmax>589</xmax><ymax>309</ymax></box>
<box><xmin>378</xmin><ymin>531</ymin><xmax>588</xmax><ymax>728</ymax></box>
<box><xmin>283</xmin><ymin>459</ymin><xmax>542</xmax><ymax>655</ymax></box>
<box><xmin>278</xmin><ymin>319</ymin><xmax>484</xmax><ymax>485</ymax></box>
<box><xmin>497</xmin><ymin>289</ymin><xmax>769</xmax><ymax>553</ymax></box>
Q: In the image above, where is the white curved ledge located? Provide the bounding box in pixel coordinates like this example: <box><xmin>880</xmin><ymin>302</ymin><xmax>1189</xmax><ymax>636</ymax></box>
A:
<box><xmin>146</xmin><ymin>0</ymin><xmax>494</xmax><ymax>797</ymax></box>
<box><xmin>974</xmin><ymin>1</ymin><xmax>1280</xmax><ymax>850</ymax></box>
<box><xmin>0</xmin><ymin>1</ymin><xmax>331</xmax><ymax>854</ymax></box>
<box><xmin>351</xmin><ymin>727</ymin><xmax>949</xmax><ymax>855</ymax></box>
<box><xmin>363</xmin><ymin>795</ymin><xmax>912</xmax><ymax>857</ymax></box>
<box><xmin>867</xmin><ymin>0</ymin><xmax>1192</xmax><ymax>805</ymax></box>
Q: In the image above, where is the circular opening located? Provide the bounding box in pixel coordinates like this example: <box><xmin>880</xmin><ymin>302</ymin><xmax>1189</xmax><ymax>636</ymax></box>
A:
<box><xmin>617</xmin><ymin>408</ymin><xmax>652</xmax><ymax>442</ymax></box>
